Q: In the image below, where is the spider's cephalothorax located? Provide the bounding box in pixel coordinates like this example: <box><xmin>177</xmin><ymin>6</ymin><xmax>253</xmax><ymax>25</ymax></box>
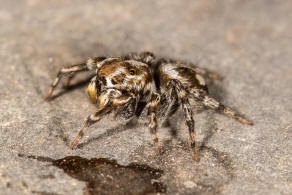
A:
<box><xmin>45</xmin><ymin>52</ymin><xmax>253</xmax><ymax>160</ymax></box>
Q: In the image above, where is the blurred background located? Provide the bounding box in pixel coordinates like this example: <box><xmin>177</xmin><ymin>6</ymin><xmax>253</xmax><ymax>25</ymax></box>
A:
<box><xmin>1</xmin><ymin>0</ymin><xmax>291</xmax><ymax>194</ymax></box>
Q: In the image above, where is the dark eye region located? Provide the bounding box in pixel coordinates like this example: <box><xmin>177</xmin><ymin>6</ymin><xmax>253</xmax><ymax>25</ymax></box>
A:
<box><xmin>111</xmin><ymin>78</ymin><xmax>117</xmax><ymax>85</ymax></box>
<box><xmin>99</xmin><ymin>76</ymin><xmax>107</xmax><ymax>85</ymax></box>
<box><xmin>129</xmin><ymin>69</ymin><xmax>136</xmax><ymax>75</ymax></box>
<box><xmin>123</xmin><ymin>61</ymin><xmax>137</xmax><ymax>75</ymax></box>
<box><xmin>110</xmin><ymin>73</ymin><xmax>125</xmax><ymax>85</ymax></box>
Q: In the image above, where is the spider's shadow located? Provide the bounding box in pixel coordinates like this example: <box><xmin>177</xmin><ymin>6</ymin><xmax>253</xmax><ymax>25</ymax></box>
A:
<box><xmin>158</xmin><ymin>113</ymin><xmax>235</xmax><ymax>179</ymax></box>
<box><xmin>207</xmin><ymin>79</ymin><xmax>250</xmax><ymax>119</ymax></box>
<box><xmin>159</xmin><ymin>95</ymin><xmax>220</xmax><ymax>160</ymax></box>
<box><xmin>207</xmin><ymin>77</ymin><xmax>227</xmax><ymax>103</ymax></box>
<box><xmin>76</xmin><ymin>118</ymin><xmax>138</xmax><ymax>149</ymax></box>
<box><xmin>49</xmin><ymin>112</ymin><xmax>140</xmax><ymax>149</ymax></box>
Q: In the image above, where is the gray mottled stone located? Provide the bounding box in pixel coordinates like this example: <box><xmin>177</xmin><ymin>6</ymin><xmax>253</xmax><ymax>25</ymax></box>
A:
<box><xmin>0</xmin><ymin>0</ymin><xmax>291</xmax><ymax>194</ymax></box>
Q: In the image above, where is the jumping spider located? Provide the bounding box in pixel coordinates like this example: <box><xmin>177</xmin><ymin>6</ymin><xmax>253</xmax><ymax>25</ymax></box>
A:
<box><xmin>45</xmin><ymin>52</ymin><xmax>253</xmax><ymax>160</ymax></box>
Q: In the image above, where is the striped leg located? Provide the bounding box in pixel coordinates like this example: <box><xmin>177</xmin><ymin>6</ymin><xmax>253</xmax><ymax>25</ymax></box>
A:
<box><xmin>45</xmin><ymin>57</ymin><xmax>106</xmax><ymax>100</ymax></box>
<box><xmin>70</xmin><ymin>91</ymin><xmax>134</xmax><ymax>149</ymax></box>
<box><xmin>172</xmin><ymin>80</ymin><xmax>198</xmax><ymax>161</ymax></box>
<box><xmin>201</xmin><ymin>96</ymin><xmax>253</xmax><ymax>125</ymax></box>
<box><xmin>70</xmin><ymin>105</ymin><xmax>112</xmax><ymax>149</ymax></box>
<box><xmin>165</xmin><ymin>80</ymin><xmax>180</xmax><ymax>118</ymax></box>
<box><xmin>45</xmin><ymin>62</ymin><xmax>87</xmax><ymax>100</ymax></box>
<box><xmin>147</xmin><ymin>93</ymin><xmax>161</xmax><ymax>152</ymax></box>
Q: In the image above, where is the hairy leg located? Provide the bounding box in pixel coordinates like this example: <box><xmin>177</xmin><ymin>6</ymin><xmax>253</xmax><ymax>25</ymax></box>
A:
<box><xmin>45</xmin><ymin>57</ymin><xmax>106</xmax><ymax>100</ymax></box>
<box><xmin>147</xmin><ymin>93</ymin><xmax>161</xmax><ymax>152</ymax></box>
<box><xmin>70</xmin><ymin>91</ymin><xmax>135</xmax><ymax>149</ymax></box>
<box><xmin>200</xmin><ymin>95</ymin><xmax>253</xmax><ymax>125</ymax></box>
<box><xmin>160</xmin><ymin>82</ymin><xmax>180</xmax><ymax>132</ymax></box>
<box><xmin>171</xmin><ymin>80</ymin><xmax>198</xmax><ymax>161</ymax></box>
<box><xmin>70</xmin><ymin>105</ymin><xmax>112</xmax><ymax>149</ymax></box>
<box><xmin>165</xmin><ymin>81</ymin><xmax>180</xmax><ymax>118</ymax></box>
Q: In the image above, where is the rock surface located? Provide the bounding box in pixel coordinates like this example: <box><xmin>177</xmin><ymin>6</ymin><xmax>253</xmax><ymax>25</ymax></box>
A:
<box><xmin>0</xmin><ymin>0</ymin><xmax>291</xmax><ymax>194</ymax></box>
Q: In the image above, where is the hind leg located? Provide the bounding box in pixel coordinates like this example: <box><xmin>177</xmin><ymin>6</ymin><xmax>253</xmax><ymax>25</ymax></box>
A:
<box><xmin>167</xmin><ymin>80</ymin><xmax>198</xmax><ymax>161</ymax></box>
<box><xmin>147</xmin><ymin>93</ymin><xmax>161</xmax><ymax>153</ymax></box>
<box><xmin>200</xmin><ymin>95</ymin><xmax>253</xmax><ymax>125</ymax></box>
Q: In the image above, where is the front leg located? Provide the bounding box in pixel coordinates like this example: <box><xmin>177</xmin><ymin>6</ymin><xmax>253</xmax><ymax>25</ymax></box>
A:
<box><xmin>70</xmin><ymin>105</ymin><xmax>112</xmax><ymax>149</ymax></box>
<box><xmin>170</xmin><ymin>80</ymin><xmax>198</xmax><ymax>161</ymax></box>
<box><xmin>147</xmin><ymin>93</ymin><xmax>161</xmax><ymax>153</ymax></box>
<box><xmin>45</xmin><ymin>57</ymin><xmax>106</xmax><ymax>100</ymax></box>
<box><xmin>70</xmin><ymin>91</ymin><xmax>135</xmax><ymax>149</ymax></box>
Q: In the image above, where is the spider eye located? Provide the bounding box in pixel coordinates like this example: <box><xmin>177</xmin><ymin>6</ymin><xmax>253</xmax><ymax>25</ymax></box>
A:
<box><xmin>129</xmin><ymin>69</ymin><xmax>135</xmax><ymax>75</ymax></box>
<box><xmin>111</xmin><ymin>78</ymin><xmax>117</xmax><ymax>85</ymax></box>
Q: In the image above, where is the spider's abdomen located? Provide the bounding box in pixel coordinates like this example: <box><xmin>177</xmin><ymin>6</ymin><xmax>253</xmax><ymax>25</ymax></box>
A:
<box><xmin>157</xmin><ymin>63</ymin><xmax>208</xmax><ymax>94</ymax></box>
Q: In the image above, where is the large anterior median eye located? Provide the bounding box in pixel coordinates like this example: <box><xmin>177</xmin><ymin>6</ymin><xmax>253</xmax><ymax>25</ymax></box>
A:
<box><xmin>129</xmin><ymin>69</ymin><xmax>136</xmax><ymax>75</ymax></box>
<box><xmin>111</xmin><ymin>78</ymin><xmax>117</xmax><ymax>85</ymax></box>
